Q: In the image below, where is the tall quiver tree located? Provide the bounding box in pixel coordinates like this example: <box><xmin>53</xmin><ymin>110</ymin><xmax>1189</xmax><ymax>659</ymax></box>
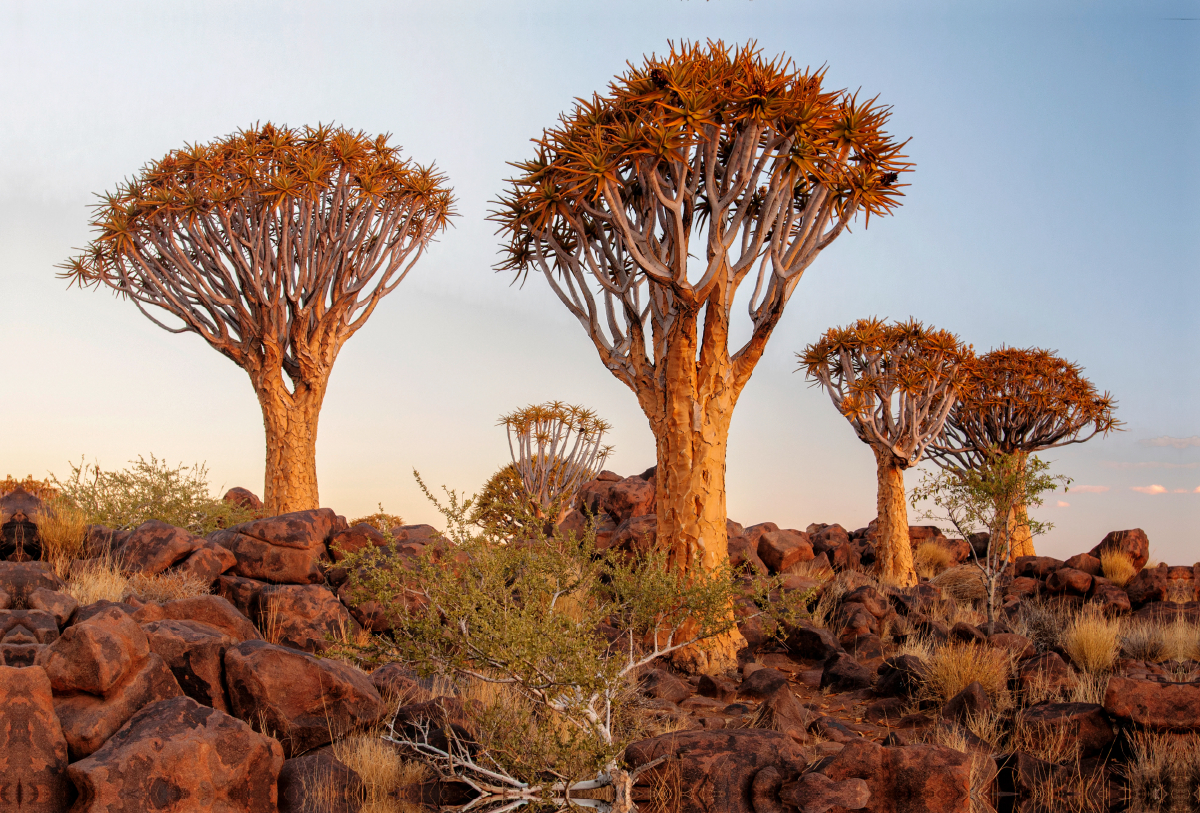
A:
<box><xmin>492</xmin><ymin>41</ymin><xmax>911</xmax><ymax>671</ymax></box>
<box><xmin>60</xmin><ymin>123</ymin><xmax>455</xmax><ymax>515</ymax></box>
<box><xmin>930</xmin><ymin>348</ymin><xmax>1119</xmax><ymax>558</ymax></box>
<box><xmin>801</xmin><ymin>319</ymin><xmax>973</xmax><ymax>586</ymax></box>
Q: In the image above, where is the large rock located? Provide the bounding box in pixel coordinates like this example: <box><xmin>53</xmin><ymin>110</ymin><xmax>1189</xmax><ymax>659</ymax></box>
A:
<box><xmin>224</xmin><ymin>640</ymin><xmax>386</xmax><ymax>757</ymax></box>
<box><xmin>1125</xmin><ymin>564</ymin><xmax>1169</xmax><ymax>608</ymax></box>
<box><xmin>1088</xmin><ymin>529</ymin><xmax>1150</xmax><ymax>571</ymax></box>
<box><xmin>0</xmin><ymin>665</ymin><xmax>72</xmax><ymax>812</ymax></box>
<box><xmin>784</xmin><ymin>621</ymin><xmax>844</xmax><ymax>661</ymax></box>
<box><xmin>27</xmin><ymin>588</ymin><xmax>78</xmax><ymax>627</ymax></box>
<box><xmin>779</xmin><ymin>771</ymin><xmax>871</xmax><ymax>813</ymax></box>
<box><xmin>53</xmin><ymin>653</ymin><xmax>184</xmax><ymax>759</ymax></box>
<box><xmin>172</xmin><ymin>541</ymin><xmax>238</xmax><ymax>582</ymax></box>
<box><xmin>1104</xmin><ymin>676</ymin><xmax>1200</xmax><ymax>731</ymax></box>
<box><xmin>328</xmin><ymin>522</ymin><xmax>388</xmax><ymax>562</ymax></box>
<box><xmin>1018</xmin><ymin>702</ymin><xmax>1114</xmax><ymax>758</ymax></box>
<box><xmin>66</xmin><ymin>696</ymin><xmax>284</xmax><ymax>812</ymax></box>
<box><xmin>0</xmin><ymin>561</ymin><xmax>65</xmax><ymax>607</ymax></box>
<box><xmin>257</xmin><ymin>584</ymin><xmax>358</xmax><ymax>653</ymax></box>
<box><xmin>1017</xmin><ymin>652</ymin><xmax>1074</xmax><ymax>696</ymax></box>
<box><xmin>875</xmin><ymin>655</ymin><xmax>925</xmax><ymax>698</ymax></box>
<box><xmin>116</xmin><ymin>520</ymin><xmax>202</xmax><ymax>576</ymax></box>
<box><xmin>640</xmin><ymin>667</ymin><xmax>693</xmax><ymax>704</ymax></box>
<box><xmin>36</xmin><ymin>606</ymin><xmax>149</xmax><ymax>696</ymax></box>
<box><xmin>1045</xmin><ymin>567</ymin><xmax>1093</xmax><ymax>596</ymax></box>
<box><xmin>816</xmin><ymin>740</ymin><xmax>971</xmax><ymax>813</ymax></box>
<box><xmin>134</xmin><ymin>595</ymin><xmax>261</xmax><ymax>643</ymax></box>
<box><xmin>142</xmin><ymin>619</ymin><xmax>236</xmax><ymax>713</ymax></box>
<box><xmin>278</xmin><ymin>751</ymin><xmax>364</xmax><ymax>813</ymax></box>
<box><xmin>821</xmin><ymin>652</ymin><xmax>875</xmax><ymax>692</ymax></box>
<box><xmin>605</xmin><ymin>476</ymin><xmax>656</xmax><ymax>523</ymax></box>
<box><xmin>209</xmin><ymin>508</ymin><xmax>343</xmax><ymax>585</ymax></box>
<box><xmin>755</xmin><ymin>529</ymin><xmax>814</xmax><ymax>574</ymax></box>
<box><xmin>609</xmin><ymin>515</ymin><xmax>658</xmax><ymax>555</ymax></box>
<box><xmin>624</xmin><ymin>729</ymin><xmax>808</xmax><ymax>813</ymax></box>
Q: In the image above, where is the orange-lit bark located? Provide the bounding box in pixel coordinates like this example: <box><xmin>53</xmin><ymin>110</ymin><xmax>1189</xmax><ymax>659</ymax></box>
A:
<box><xmin>874</xmin><ymin>446</ymin><xmax>916</xmax><ymax>587</ymax></box>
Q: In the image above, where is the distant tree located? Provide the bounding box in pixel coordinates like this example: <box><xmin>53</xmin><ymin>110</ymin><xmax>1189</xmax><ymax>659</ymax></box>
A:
<box><xmin>492</xmin><ymin>41</ymin><xmax>911</xmax><ymax>671</ymax></box>
<box><xmin>911</xmin><ymin>451</ymin><xmax>1067</xmax><ymax>633</ymax></box>
<box><xmin>499</xmin><ymin>401</ymin><xmax>613</xmax><ymax>523</ymax></box>
<box><xmin>800</xmin><ymin>318</ymin><xmax>973</xmax><ymax>586</ymax></box>
<box><xmin>929</xmin><ymin>347</ymin><xmax>1119</xmax><ymax>558</ymax></box>
<box><xmin>61</xmin><ymin>123</ymin><xmax>455</xmax><ymax>515</ymax></box>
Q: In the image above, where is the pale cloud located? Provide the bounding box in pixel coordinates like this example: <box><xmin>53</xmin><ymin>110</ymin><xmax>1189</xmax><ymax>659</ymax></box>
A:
<box><xmin>1175</xmin><ymin>489</ymin><xmax>1190</xmax><ymax>494</ymax></box>
<box><xmin>1131</xmin><ymin>484</ymin><xmax>1168</xmax><ymax>495</ymax></box>
<box><xmin>1102</xmin><ymin>461</ymin><xmax>1199</xmax><ymax>470</ymax></box>
<box><xmin>1056</xmin><ymin>500</ymin><xmax>1070</xmax><ymax>508</ymax></box>
<box><xmin>1071</xmin><ymin>485</ymin><xmax>1110</xmax><ymax>493</ymax></box>
<box><xmin>1141</xmin><ymin>436</ymin><xmax>1200</xmax><ymax>449</ymax></box>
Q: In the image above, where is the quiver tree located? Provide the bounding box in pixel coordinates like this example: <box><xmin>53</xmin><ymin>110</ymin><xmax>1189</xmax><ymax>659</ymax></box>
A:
<box><xmin>930</xmin><ymin>347</ymin><xmax>1119</xmax><ymax>558</ymax></box>
<box><xmin>499</xmin><ymin>401</ymin><xmax>613</xmax><ymax>523</ymax></box>
<box><xmin>60</xmin><ymin>123</ymin><xmax>454</xmax><ymax>515</ymax></box>
<box><xmin>800</xmin><ymin>318</ymin><xmax>973</xmax><ymax>586</ymax></box>
<box><xmin>492</xmin><ymin>41</ymin><xmax>911</xmax><ymax>671</ymax></box>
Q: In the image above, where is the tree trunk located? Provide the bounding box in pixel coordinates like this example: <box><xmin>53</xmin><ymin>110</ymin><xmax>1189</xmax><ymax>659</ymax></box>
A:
<box><xmin>1009</xmin><ymin>505</ymin><xmax>1035</xmax><ymax>559</ymax></box>
<box><xmin>256</xmin><ymin>372</ymin><xmax>327</xmax><ymax>515</ymax></box>
<box><xmin>873</xmin><ymin>446</ymin><xmax>916</xmax><ymax>587</ymax></box>
<box><xmin>637</xmin><ymin>299</ymin><xmax>746</xmax><ymax>675</ymax></box>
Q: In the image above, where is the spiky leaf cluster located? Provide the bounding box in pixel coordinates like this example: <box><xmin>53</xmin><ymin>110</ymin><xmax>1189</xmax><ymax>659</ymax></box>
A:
<box><xmin>60</xmin><ymin>122</ymin><xmax>454</xmax><ymax>385</ymax></box>
<box><xmin>492</xmin><ymin>40</ymin><xmax>911</xmax><ymax>390</ymax></box>
<box><xmin>800</xmin><ymin>318</ymin><xmax>974</xmax><ymax>467</ymax></box>
<box><xmin>932</xmin><ymin>347</ymin><xmax>1120</xmax><ymax>470</ymax></box>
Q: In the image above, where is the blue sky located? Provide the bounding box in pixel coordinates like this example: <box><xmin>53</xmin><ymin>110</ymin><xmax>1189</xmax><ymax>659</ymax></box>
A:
<box><xmin>1</xmin><ymin>0</ymin><xmax>1197</xmax><ymax>562</ymax></box>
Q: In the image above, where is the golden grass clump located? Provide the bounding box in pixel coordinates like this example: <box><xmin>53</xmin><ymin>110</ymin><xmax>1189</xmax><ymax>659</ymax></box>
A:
<box><xmin>126</xmin><ymin>570</ymin><xmax>212</xmax><ymax>602</ymax></box>
<box><xmin>1164</xmin><ymin>618</ymin><xmax>1200</xmax><ymax>663</ymax></box>
<box><xmin>782</xmin><ymin>555</ymin><xmax>835</xmax><ymax>583</ymax></box>
<box><xmin>0</xmin><ymin>474</ymin><xmax>60</xmax><ymax>501</ymax></box>
<box><xmin>1122</xmin><ymin>618</ymin><xmax>1169</xmax><ymax>663</ymax></box>
<box><xmin>36</xmin><ymin>499</ymin><xmax>90</xmax><ymax>578</ymax></box>
<box><xmin>66</xmin><ymin>555</ymin><xmax>129</xmax><ymax>606</ymax></box>
<box><xmin>1013</xmin><ymin>598</ymin><xmax>1069</xmax><ymax>654</ymax></box>
<box><xmin>66</xmin><ymin>555</ymin><xmax>211</xmax><ymax>606</ymax></box>
<box><xmin>931</xmin><ymin>565</ymin><xmax>987</xmax><ymax>602</ymax></box>
<box><xmin>914</xmin><ymin>541</ymin><xmax>955</xmax><ymax>580</ymax></box>
<box><xmin>327</xmin><ymin>734</ymin><xmax>432</xmax><ymax>813</ymax></box>
<box><xmin>350</xmin><ymin>505</ymin><xmax>405</xmax><ymax>534</ymax></box>
<box><xmin>1100</xmin><ymin>548</ymin><xmax>1138</xmax><ymax>587</ymax></box>
<box><xmin>919</xmin><ymin>641</ymin><xmax>1013</xmax><ymax>707</ymax></box>
<box><xmin>1062</xmin><ymin>607</ymin><xmax>1121</xmax><ymax>675</ymax></box>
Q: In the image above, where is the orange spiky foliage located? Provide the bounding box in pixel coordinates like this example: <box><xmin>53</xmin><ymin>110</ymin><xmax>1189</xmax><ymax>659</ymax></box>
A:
<box><xmin>60</xmin><ymin>124</ymin><xmax>455</xmax><ymax>515</ymax></box>
<box><xmin>0</xmin><ymin>476</ymin><xmax>59</xmax><ymax>502</ymax></box>
<box><xmin>931</xmin><ymin>348</ymin><xmax>1119</xmax><ymax>557</ymax></box>
<box><xmin>800</xmin><ymin>318</ymin><xmax>974</xmax><ymax>586</ymax></box>
<box><xmin>492</xmin><ymin>40</ymin><xmax>912</xmax><ymax>672</ymax></box>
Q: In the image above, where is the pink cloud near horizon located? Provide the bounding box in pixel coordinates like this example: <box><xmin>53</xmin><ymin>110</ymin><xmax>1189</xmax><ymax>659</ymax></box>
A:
<box><xmin>1056</xmin><ymin>500</ymin><xmax>1070</xmax><ymax>508</ymax></box>
<box><xmin>1131</xmin><ymin>484</ymin><xmax>1168</xmax><ymax>495</ymax></box>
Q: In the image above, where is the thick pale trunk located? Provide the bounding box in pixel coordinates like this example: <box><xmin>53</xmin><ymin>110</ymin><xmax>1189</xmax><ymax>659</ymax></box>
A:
<box><xmin>641</xmin><ymin>304</ymin><xmax>745</xmax><ymax>675</ymax></box>
<box><xmin>873</xmin><ymin>446</ymin><xmax>916</xmax><ymax>587</ymax></box>
<box><xmin>1009</xmin><ymin>504</ymin><xmax>1035</xmax><ymax>559</ymax></box>
<box><xmin>256</xmin><ymin>374</ymin><xmax>326</xmax><ymax>515</ymax></box>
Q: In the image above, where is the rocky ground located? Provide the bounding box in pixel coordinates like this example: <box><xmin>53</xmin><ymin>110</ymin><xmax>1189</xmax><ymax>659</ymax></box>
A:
<box><xmin>1</xmin><ymin>471</ymin><xmax>1198</xmax><ymax>813</ymax></box>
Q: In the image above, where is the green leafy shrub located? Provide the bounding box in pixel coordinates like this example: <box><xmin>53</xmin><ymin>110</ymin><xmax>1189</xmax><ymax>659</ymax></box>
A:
<box><xmin>52</xmin><ymin>455</ymin><xmax>258</xmax><ymax>535</ymax></box>
<box><xmin>336</xmin><ymin>471</ymin><xmax>742</xmax><ymax>803</ymax></box>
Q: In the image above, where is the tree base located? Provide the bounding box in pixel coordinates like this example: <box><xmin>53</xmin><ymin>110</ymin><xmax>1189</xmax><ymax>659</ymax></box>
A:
<box><xmin>670</xmin><ymin>627</ymin><xmax>746</xmax><ymax>676</ymax></box>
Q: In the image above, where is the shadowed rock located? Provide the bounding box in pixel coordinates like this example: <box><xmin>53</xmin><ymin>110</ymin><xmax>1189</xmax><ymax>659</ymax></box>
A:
<box><xmin>0</xmin><ymin>665</ymin><xmax>72</xmax><ymax>813</ymax></box>
<box><xmin>67</xmin><ymin>696</ymin><xmax>283</xmax><ymax>812</ymax></box>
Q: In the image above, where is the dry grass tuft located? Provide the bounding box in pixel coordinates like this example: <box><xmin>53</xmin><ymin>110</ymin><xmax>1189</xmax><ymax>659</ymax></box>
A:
<box><xmin>914</xmin><ymin>542</ymin><xmax>955</xmax><ymax>580</ymax></box>
<box><xmin>66</xmin><ymin>555</ymin><xmax>212</xmax><ymax>605</ymax></box>
<box><xmin>1062</xmin><ymin>608</ymin><xmax>1121</xmax><ymax>675</ymax></box>
<box><xmin>895</xmin><ymin>634</ymin><xmax>935</xmax><ymax>662</ymax></box>
<box><xmin>1164</xmin><ymin>618</ymin><xmax>1200</xmax><ymax>664</ymax></box>
<box><xmin>1069</xmin><ymin>672</ymin><xmax>1109</xmax><ymax>705</ymax></box>
<box><xmin>929</xmin><ymin>720</ymin><xmax>998</xmax><ymax>813</ymax></box>
<box><xmin>932</xmin><ymin>565</ymin><xmax>987</xmax><ymax>602</ymax></box>
<box><xmin>1099</xmin><ymin>548</ymin><xmax>1137</xmax><ymax>587</ymax></box>
<box><xmin>1013</xmin><ymin>598</ymin><xmax>1069</xmax><ymax>654</ymax></box>
<box><xmin>1122</xmin><ymin>618</ymin><xmax>1169</xmax><ymax>662</ymax></box>
<box><xmin>1121</xmin><ymin>730</ymin><xmax>1200</xmax><ymax>811</ymax></box>
<box><xmin>36</xmin><ymin>499</ymin><xmax>90</xmax><ymax>578</ymax></box>
<box><xmin>783</xmin><ymin>556</ymin><xmax>835</xmax><ymax>583</ymax></box>
<box><xmin>66</xmin><ymin>554</ymin><xmax>129</xmax><ymax>605</ymax></box>
<box><xmin>918</xmin><ymin>641</ymin><xmax>1012</xmax><ymax>707</ymax></box>
<box><xmin>126</xmin><ymin>570</ymin><xmax>212</xmax><ymax>602</ymax></box>
<box><xmin>333</xmin><ymin>738</ymin><xmax>432</xmax><ymax>810</ymax></box>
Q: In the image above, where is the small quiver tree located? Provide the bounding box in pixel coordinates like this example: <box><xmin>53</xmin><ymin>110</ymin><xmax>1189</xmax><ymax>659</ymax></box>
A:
<box><xmin>500</xmin><ymin>401</ymin><xmax>613</xmax><ymax>524</ymax></box>
<box><xmin>336</xmin><ymin>475</ymin><xmax>739</xmax><ymax>809</ymax></box>
<box><xmin>60</xmin><ymin>123</ymin><xmax>455</xmax><ymax>515</ymax></box>
<box><xmin>800</xmin><ymin>318</ymin><xmax>972</xmax><ymax>586</ymax></box>
<box><xmin>493</xmin><ymin>40</ymin><xmax>911</xmax><ymax>671</ymax></box>
<box><xmin>911</xmin><ymin>451</ymin><xmax>1067</xmax><ymax>633</ymax></box>
<box><xmin>929</xmin><ymin>347</ymin><xmax>1118</xmax><ymax>558</ymax></box>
